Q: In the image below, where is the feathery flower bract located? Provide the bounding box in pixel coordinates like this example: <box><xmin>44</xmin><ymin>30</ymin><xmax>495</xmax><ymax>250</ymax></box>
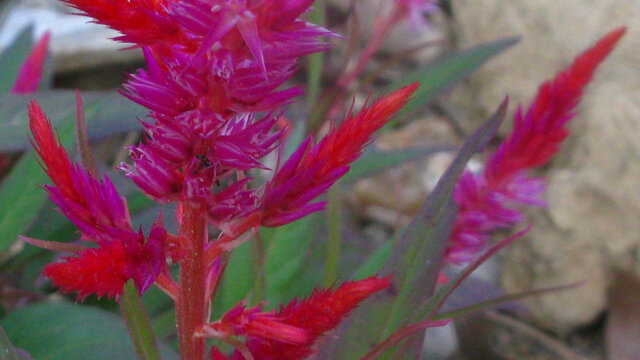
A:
<box><xmin>28</xmin><ymin>101</ymin><xmax>167</xmax><ymax>298</ymax></box>
<box><xmin>12</xmin><ymin>32</ymin><xmax>51</xmax><ymax>94</ymax></box>
<box><xmin>208</xmin><ymin>276</ymin><xmax>391</xmax><ymax>360</ymax></box>
<box><xmin>260</xmin><ymin>84</ymin><xmax>419</xmax><ymax>227</ymax></box>
<box><xmin>446</xmin><ymin>27</ymin><xmax>626</xmax><ymax>263</ymax></box>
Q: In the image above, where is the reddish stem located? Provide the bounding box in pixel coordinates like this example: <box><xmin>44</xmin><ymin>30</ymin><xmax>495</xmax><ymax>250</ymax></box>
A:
<box><xmin>176</xmin><ymin>201</ymin><xmax>209</xmax><ymax>360</ymax></box>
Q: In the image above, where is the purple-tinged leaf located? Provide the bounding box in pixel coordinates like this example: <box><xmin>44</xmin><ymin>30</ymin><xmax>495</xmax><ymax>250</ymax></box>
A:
<box><xmin>435</xmin><ymin>281</ymin><xmax>581</xmax><ymax>321</ymax></box>
<box><xmin>74</xmin><ymin>91</ymin><xmax>97</xmax><ymax>174</ymax></box>
<box><xmin>19</xmin><ymin>235</ymin><xmax>86</xmax><ymax>253</ymax></box>
<box><xmin>316</xmin><ymin>99</ymin><xmax>507</xmax><ymax>359</ymax></box>
<box><xmin>407</xmin><ymin>226</ymin><xmax>530</xmax><ymax>325</ymax></box>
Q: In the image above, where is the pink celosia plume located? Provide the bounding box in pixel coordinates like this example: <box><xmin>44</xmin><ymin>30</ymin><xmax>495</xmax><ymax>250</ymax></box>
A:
<box><xmin>208</xmin><ymin>276</ymin><xmax>392</xmax><ymax>360</ymax></box>
<box><xmin>12</xmin><ymin>31</ymin><xmax>51</xmax><ymax>94</ymax></box>
<box><xmin>446</xmin><ymin>27</ymin><xmax>626</xmax><ymax>263</ymax></box>
<box><xmin>260</xmin><ymin>84</ymin><xmax>419</xmax><ymax>227</ymax></box>
<box><xmin>28</xmin><ymin>101</ymin><xmax>167</xmax><ymax>298</ymax></box>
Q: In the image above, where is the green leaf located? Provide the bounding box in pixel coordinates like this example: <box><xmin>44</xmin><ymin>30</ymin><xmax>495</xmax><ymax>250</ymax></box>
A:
<box><xmin>212</xmin><ymin>240</ymin><xmax>254</xmax><ymax>318</ymax></box>
<box><xmin>1</xmin><ymin>301</ymin><xmax>179</xmax><ymax>360</ymax></box>
<box><xmin>351</xmin><ymin>240</ymin><xmax>392</xmax><ymax>280</ymax></box>
<box><xmin>341</xmin><ymin>145</ymin><xmax>455</xmax><ymax>185</ymax></box>
<box><xmin>0</xmin><ymin>325</ymin><xmax>32</xmax><ymax>360</ymax></box>
<box><xmin>0</xmin><ymin>26</ymin><xmax>34</xmax><ymax>93</ymax></box>
<box><xmin>121</xmin><ymin>281</ymin><xmax>163</xmax><ymax>360</ymax></box>
<box><xmin>319</xmin><ymin>99</ymin><xmax>508</xmax><ymax>359</ymax></box>
<box><xmin>264</xmin><ymin>213</ymin><xmax>323</xmax><ymax>305</ymax></box>
<box><xmin>388</xmin><ymin>37</ymin><xmax>518</xmax><ymax>123</ymax></box>
<box><xmin>0</xmin><ymin>91</ymin><xmax>144</xmax><ymax>152</ymax></box>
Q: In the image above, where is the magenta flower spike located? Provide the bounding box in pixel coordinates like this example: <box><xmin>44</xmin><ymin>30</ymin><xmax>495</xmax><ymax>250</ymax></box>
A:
<box><xmin>27</xmin><ymin>101</ymin><xmax>167</xmax><ymax>299</ymax></box>
<box><xmin>12</xmin><ymin>31</ymin><xmax>51</xmax><ymax>94</ymax></box>
<box><xmin>446</xmin><ymin>28</ymin><xmax>626</xmax><ymax>264</ymax></box>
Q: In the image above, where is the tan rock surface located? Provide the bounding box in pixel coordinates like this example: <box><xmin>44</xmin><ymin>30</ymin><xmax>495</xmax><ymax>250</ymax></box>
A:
<box><xmin>451</xmin><ymin>0</ymin><xmax>640</xmax><ymax>331</ymax></box>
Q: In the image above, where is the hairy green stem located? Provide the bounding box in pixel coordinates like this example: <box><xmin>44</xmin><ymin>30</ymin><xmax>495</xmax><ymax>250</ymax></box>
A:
<box><xmin>322</xmin><ymin>186</ymin><xmax>342</xmax><ymax>287</ymax></box>
<box><xmin>121</xmin><ymin>281</ymin><xmax>162</xmax><ymax>360</ymax></box>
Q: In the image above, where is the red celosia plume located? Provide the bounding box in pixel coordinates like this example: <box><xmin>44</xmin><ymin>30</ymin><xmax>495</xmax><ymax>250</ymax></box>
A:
<box><xmin>43</xmin><ymin>240</ymin><xmax>130</xmax><ymax>300</ymax></box>
<box><xmin>28</xmin><ymin>101</ymin><xmax>167</xmax><ymax>298</ymax></box>
<box><xmin>208</xmin><ymin>275</ymin><xmax>391</xmax><ymax>360</ymax></box>
<box><xmin>485</xmin><ymin>27</ymin><xmax>627</xmax><ymax>185</ymax></box>
<box><xmin>260</xmin><ymin>84</ymin><xmax>419</xmax><ymax>227</ymax></box>
<box><xmin>60</xmin><ymin>0</ymin><xmax>185</xmax><ymax>46</ymax></box>
<box><xmin>12</xmin><ymin>32</ymin><xmax>51</xmax><ymax>94</ymax></box>
<box><xmin>446</xmin><ymin>27</ymin><xmax>626</xmax><ymax>263</ymax></box>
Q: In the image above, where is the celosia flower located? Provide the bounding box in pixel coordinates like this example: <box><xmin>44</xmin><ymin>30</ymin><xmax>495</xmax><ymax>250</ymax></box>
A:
<box><xmin>27</xmin><ymin>101</ymin><xmax>167</xmax><ymax>299</ymax></box>
<box><xmin>12</xmin><ymin>31</ymin><xmax>51</xmax><ymax>94</ymax></box>
<box><xmin>0</xmin><ymin>32</ymin><xmax>51</xmax><ymax>175</ymax></box>
<box><xmin>260</xmin><ymin>84</ymin><xmax>419</xmax><ymax>227</ymax></box>
<box><xmin>63</xmin><ymin>0</ymin><xmax>338</xmax><ymax>215</ymax></box>
<box><xmin>207</xmin><ymin>275</ymin><xmax>392</xmax><ymax>360</ymax></box>
<box><xmin>446</xmin><ymin>27</ymin><xmax>626</xmax><ymax>263</ymax></box>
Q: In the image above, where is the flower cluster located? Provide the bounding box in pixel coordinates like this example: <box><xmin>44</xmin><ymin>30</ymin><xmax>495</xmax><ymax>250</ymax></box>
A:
<box><xmin>21</xmin><ymin>0</ymin><xmax>626</xmax><ymax>358</ymax></box>
<box><xmin>26</xmin><ymin>0</ymin><xmax>417</xmax><ymax>359</ymax></box>
<box><xmin>446</xmin><ymin>28</ymin><xmax>626</xmax><ymax>263</ymax></box>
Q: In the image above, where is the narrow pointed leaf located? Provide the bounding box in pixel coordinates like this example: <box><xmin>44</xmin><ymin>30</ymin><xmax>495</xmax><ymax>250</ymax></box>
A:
<box><xmin>0</xmin><ymin>26</ymin><xmax>34</xmax><ymax>93</ymax></box>
<box><xmin>412</xmin><ymin>227</ymin><xmax>529</xmax><ymax>324</ymax></box>
<box><xmin>340</xmin><ymin>145</ymin><xmax>455</xmax><ymax>185</ymax></box>
<box><xmin>319</xmin><ymin>99</ymin><xmax>507</xmax><ymax>359</ymax></box>
<box><xmin>434</xmin><ymin>282</ymin><xmax>580</xmax><ymax>321</ymax></box>
<box><xmin>389</xmin><ymin>37</ymin><xmax>518</xmax><ymax>122</ymax></box>
<box><xmin>0</xmin><ymin>91</ymin><xmax>144</xmax><ymax>152</ymax></box>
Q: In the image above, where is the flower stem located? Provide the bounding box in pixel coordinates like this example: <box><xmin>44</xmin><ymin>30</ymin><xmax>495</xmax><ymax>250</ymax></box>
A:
<box><xmin>177</xmin><ymin>201</ymin><xmax>209</xmax><ymax>360</ymax></box>
<box><xmin>121</xmin><ymin>280</ymin><xmax>162</xmax><ymax>360</ymax></box>
<box><xmin>322</xmin><ymin>186</ymin><xmax>342</xmax><ymax>287</ymax></box>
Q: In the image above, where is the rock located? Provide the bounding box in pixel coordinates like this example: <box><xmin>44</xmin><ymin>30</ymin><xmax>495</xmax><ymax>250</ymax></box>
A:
<box><xmin>450</xmin><ymin>0</ymin><xmax>640</xmax><ymax>332</ymax></box>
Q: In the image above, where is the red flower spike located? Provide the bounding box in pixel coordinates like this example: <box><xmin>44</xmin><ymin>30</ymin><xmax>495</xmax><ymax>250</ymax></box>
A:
<box><xmin>485</xmin><ymin>27</ymin><xmax>626</xmax><ymax>185</ymax></box>
<box><xmin>28</xmin><ymin>101</ymin><xmax>77</xmax><ymax>201</ymax></box>
<box><xmin>242</xmin><ymin>275</ymin><xmax>392</xmax><ymax>360</ymax></box>
<box><xmin>28</xmin><ymin>101</ymin><xmax>168</xmax><ymax>298</ymax></box>
<box><xmin>12</xmin><ymin>31</ymin><xmax>51</xmax><ymax>94</ymax></box>
<box><xmin>60</xmin><ymin>0</ymin><xmax>185</xmax><ymax>46</ymax></box>
<box><xmin>261</xmin><ymin>84</ymin><xmax>418</xmax><ymax>227</ymax></box>
<box><xmin>43</xmin><ymin>241</ymin><xmax>130</xmax><ymax>300</ymax></box>
<box><xmin>198</xmin><ymin>302</ymin><xmax>309</xmax><ymax>345</ymax></box>
<box><xmin>446</xmin><ymin>28</ymin><xmax>626</xmax><ymax>264</ymax></box>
